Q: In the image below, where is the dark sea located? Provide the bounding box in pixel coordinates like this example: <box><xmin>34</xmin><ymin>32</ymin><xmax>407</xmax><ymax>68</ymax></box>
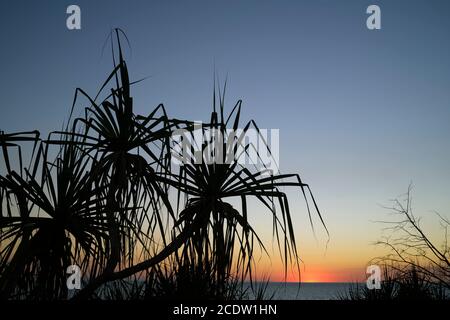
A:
<box><xmin>245</xmin><ymin>282</ymin><xmax>362</xmax><ymax>300</ymax></box>
<box><xmin>70</xmin><ymin>281</ymin><xmax>363</xmax><ymax>300</ymax></box>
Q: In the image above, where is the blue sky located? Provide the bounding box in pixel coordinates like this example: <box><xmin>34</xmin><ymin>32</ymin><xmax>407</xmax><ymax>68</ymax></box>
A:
<box><xmin>1</xmin><ymin>0</ymin><xmax>450</xmax><ymax>280</ymax></box>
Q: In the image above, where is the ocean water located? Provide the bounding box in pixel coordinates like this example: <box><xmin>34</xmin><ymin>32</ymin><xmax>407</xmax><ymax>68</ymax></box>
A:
<box><xmin>70</xmin><ymin>280</ymin><xmax>361</xmax><ymax>300</ymax></box>
<box><xmin>245</xmin><ymin>282</ymin><xmax>361</xmax><ymax>300</ymax></box>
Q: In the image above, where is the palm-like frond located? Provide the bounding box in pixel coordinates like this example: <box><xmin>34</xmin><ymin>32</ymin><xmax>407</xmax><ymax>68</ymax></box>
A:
<box><xmin>0</xmin><ymin>138</ymin><xmax>110</xmax><ymax>299</ymax></box>
<box><xmin>163</xmin><ymin>92</ymin><xmax>327</xmax><ymax>286</ymax></box>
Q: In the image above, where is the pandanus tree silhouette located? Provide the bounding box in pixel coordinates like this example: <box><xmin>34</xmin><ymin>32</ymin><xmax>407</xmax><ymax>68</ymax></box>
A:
<box><xmin>0</xmin><ymin>137</ymin><xmax>111</xmax><ymax>299</ymax></box>
<box><xmin>162</xmin><ymin>90</ymin><xmax>328</xmax><ymax>294</ymax></box>
<box><xmin>0</xmin><ymin>29</ymin><xmax>327</xmax><ymax>300</ymax></box>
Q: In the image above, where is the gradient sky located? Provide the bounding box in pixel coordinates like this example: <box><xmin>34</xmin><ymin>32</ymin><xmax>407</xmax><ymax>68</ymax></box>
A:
<box><xmin>1</xmin><ymin>0</ymin><xmax>450</xmax><ymax>282</ymax></box>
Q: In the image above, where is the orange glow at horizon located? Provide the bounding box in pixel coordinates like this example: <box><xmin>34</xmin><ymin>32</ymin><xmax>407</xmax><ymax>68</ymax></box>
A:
<box><xmin>255</xmin><ymin>266</ymin><xmax>366</xmax><ymax>283</ymax></box>
<box><xmin>252</xmin><ymin>255</ymin><xmax>371</xmax><ymax>283</ymax></box>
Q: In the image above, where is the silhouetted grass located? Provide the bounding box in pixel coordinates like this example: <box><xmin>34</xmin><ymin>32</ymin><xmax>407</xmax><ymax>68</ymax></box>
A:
<box><xmin>339</xmin><ymin>264</ymin><xmax>448</xmax><ymax>301</ymax></box>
